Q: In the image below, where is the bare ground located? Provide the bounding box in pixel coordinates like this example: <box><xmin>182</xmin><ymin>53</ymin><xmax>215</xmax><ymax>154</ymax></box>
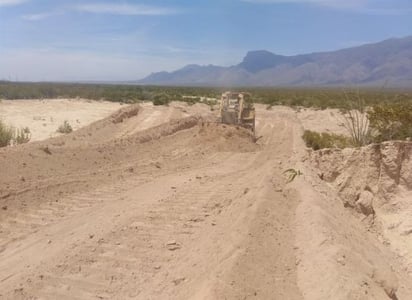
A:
<box><xmin>0</xmin><ymin>102</ymin><xmax>411</xmax><ymax>299</ymax></box>
<box><xmin>0</xmin><ymin>99</ymin><xmax>123</xmax><ymax>141</ymax></box>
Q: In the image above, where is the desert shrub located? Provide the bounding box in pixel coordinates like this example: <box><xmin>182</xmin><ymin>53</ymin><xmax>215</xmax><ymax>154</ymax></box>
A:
<box><xmin>181</xmin><ymin>97</ymin><xmax>198</xmax><ymax>105</ymax></box>
<box><xmin>0</xmin><ymin>120</ymin><xmax>14</xmax><ymax>147</ymax></box>
<box><xmin>368</xmin><ymin>102</ymin><xmax>412</xmax><ymax>142</ymax></box>
<box><xmin>341</xmin><ymin>92</ymin><xmax>371</xmax><ymax>147</ymax></box>
<box><xmin>303</xmin><ymin>130</ymin><xmax>352</xmax><ymax>150</ymax></box>
<box><xmin>14</xmin><ymin>127</ymin><xmax>31</xmax><ymax>144</ymax></box>
<box><xmin>57</xmin><ymin>121</ymin><xmax>73</xmax><ymax>134</ymax></box>
<box><xmin>153</xmin><ymin>93</ymin><xmax>170</xmax><ymax>106</ymax></box>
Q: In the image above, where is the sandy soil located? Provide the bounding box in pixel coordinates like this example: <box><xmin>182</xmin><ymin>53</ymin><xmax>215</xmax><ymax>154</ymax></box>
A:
<box><xmin>0</xmin><ymin>99</ymin><xmax>123</xmax><ymax>141</ymax></box>
<box><xmin>0</xmin><ymin>102</ymin><xmax>411</xmax><ymax>299</ymax></box>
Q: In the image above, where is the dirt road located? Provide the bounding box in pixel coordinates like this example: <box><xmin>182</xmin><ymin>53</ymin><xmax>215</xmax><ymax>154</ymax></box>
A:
<box><xmin>0</xmin><ymin>104</ymin><xmax>304</xmax><ymax>299</ymax></box>
<box><xmin>1</xmin><ymin>103</ymin><xmax>411</xmax><ymax>299</ymax></box>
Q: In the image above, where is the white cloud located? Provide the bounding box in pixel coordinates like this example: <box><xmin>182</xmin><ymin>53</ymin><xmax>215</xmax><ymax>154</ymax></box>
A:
<box><xmin>73</xmin><ymin>3</ymin><xmax>179</xmax><ymax>16</ymax></box>
<box><xmin>242</xmin><ymin>0</ymin><xmax>367</xmax><ymax>9</ymax></box>
<box><xmin>241</xmin><ymin>0</ymin><xmax>412</xmax><ymax>14</ymax></box>
<box><xmin>22</xmin><ymin>12</ymin><xmax>56</xmax><ymax>21</ymax></box>
<box><xmin>0</xmin><ymin>0</ymin><xmax>27</xmax><ymax>7</ymax></box>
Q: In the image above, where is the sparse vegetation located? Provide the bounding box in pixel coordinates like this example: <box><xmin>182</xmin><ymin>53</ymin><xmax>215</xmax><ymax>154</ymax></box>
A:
<box><xmin>57</xmin><ymin>121</ymin><xmax>73</xmax><ymax>134</ymax></box>
<box><xmin>303</xmin><ymin>130</ymin><xmax>352</xmax><ymax>150</ymax></box>
<box><xmin>1</xmin><ymin>82</ymin><xmax>412</xmax><ymax>110</ymax></box>
<box><xmin>0</xmin><ymin>120</ymin><xmax>14</xmax><ymax>147</ymax></box>
<box><xmin>1</xmin><ymin>82</ymin><xmax>412</xmax><ymax>146</ymax></box>
<box><xmin>341</xmin><ymin>92</ymin><xmax>371</xmax><ymax>147</ymax></box>
<box><xmin>368</xmin><ymin>102</ymin><xmax>412</xmax><ymax>142</ymax></box>
<box><xmin>14</xmin><ymin>127</ymin><xmax>31</xmax><ymax>144</ymax></box>
<box><xmin>283</xmin><ymin>169</ymin><xmax>303</xmax><ymax>183</ymax></box>
<box><xmin>0</xmin><ymin>120</ymin><xmax>31</xmax><ymax>147</ymax></box>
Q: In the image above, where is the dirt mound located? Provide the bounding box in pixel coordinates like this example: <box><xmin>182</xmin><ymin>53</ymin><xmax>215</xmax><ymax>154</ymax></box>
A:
<box><xmin>131</xmin><ymin>116</ymin><xmax>202</xmax><ymax>143</ymax></box>
<box><xmin>0</xmin><ymin>105</ymin><xmax>262</xmax><ymax>299</ymax></box>
<box><xmin>111</xmin><ymin>104</ymin><xmax>140</xmax><ymax>124</ymax></box>
<box><xmin>40</xmin><ymin>103</ymin><xmax>215</xmax><ymax>147</ymax></box>
<box><xmin>307</xmin><ymin>141</ymin><xmax>412</xmax><ymax>276</ymax></box>
<box><xmin>195</xmin><ymin>122</ymin><xmax>258</xmax><ymax>152</ymax></box>
<box><xmin>308</xmin><ymin>141</ymin><xmax>412</xmax><ymax>210</ymax></box>
<box><xmin>0</xmin><ymin>114</ymin><xmax>257</xmax><ymax>212</ymax></box>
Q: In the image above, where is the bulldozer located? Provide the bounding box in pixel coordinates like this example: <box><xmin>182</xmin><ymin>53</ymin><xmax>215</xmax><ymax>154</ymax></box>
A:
<box><xmin>219</xmin><ymin>91</ymin><xmax>255</xmax><ymax>133</ymax></box>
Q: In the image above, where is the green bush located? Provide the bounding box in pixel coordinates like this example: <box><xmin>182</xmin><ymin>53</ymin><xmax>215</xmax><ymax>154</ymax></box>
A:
<box><xmin>57</xmin><ymin>121</ymin><xmax>73</xmax><ymax>134</ymax></box>
<box><xmin>368</xmin><ymin>102</ymin><xmax>412</xmax><ymax>142</ymax></box>
<box><xmin>153</xmin><ymin>93</ymin><xmax>170</xmax><ymax>106</ymax></box>
<box><xmin>0</xmin><ymin>120</ymin><xmax>14</xmax><ymax>147</ymax></box>
<box><xmin>303</xmin><ymin>130</ymin><xmax>352</xmax><ymax>150</ymax></box>
<box><xmin>181</xmin><ymin>97</ymin><xmax>198</xmax><ymax>105</ymax></box>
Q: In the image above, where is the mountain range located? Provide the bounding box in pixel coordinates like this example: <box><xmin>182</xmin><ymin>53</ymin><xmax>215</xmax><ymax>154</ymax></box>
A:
<box><xmin>138</xmin><ymin>36</ymin><xmax>412</xmax><ymax>87</ymax></box>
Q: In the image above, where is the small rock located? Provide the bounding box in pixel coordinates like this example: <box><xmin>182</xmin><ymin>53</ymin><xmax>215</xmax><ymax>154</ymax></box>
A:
<box><xmin>401</xmin><ymin>228</ymin><xmax>412</xmax><ymax>236</ymax></box>
<box><xmin>47</xmin><ymin>239</ymin><xmax>52</xmax><ymax>244</ymax></box>
<box><xmin>1</xmin><ymin>206</ymin><xmax>7</xmax><ymax>210</ymax></box>
<box><xmin>337</xmin><ymin>256</ymin><xmax>346</xmax><ymax>266</ymax></box>
<box><xmin>189</xmin><ymin>217</ymin><xmax>203</xmax><ymax>223</ymax></box>
<box><xmin>356</xmin><ymin>191</ymin><xmax>375</xmax><ymax>216</ymax></box>
<box><xmin>166</xmin><ymin>241</ymin><xmax>181</xmax><ymax>251</ymax></box>
<box><xmin>89</xmin><ymin>234</ymin><xmax>95</xmax><ymax>239</ymax></box>
<box><xmin>155</xmin><ymin>162</ymin><xmax>161</xmax><ymax>169</ymax></box>
<box><xmin>172</xmin><ymin>277</ymin><xmax>186</xmax><ymax>285</ymax></box>
<box><xmin>243</xmin><ymin>188</ymin><xmax>249</xmax><ymax>194</ymax></box>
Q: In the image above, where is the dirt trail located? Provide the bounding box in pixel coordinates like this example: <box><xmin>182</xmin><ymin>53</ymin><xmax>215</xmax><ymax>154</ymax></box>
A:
<box><xmin>1</xmin><ymin>103</ymin><xmax>411</xmax><ymax>299</ymax></box>
<box><xmin>0</xmin><ymin>104</ymin><xmax>303</xmax><ymax>299</ymax></box>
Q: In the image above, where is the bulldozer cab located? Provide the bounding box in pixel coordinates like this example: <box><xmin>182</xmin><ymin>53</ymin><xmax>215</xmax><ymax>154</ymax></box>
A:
<box><xmin>219</xmin><ymin>92</ymin><xmax>255</xmax><ymax>132</ymax></box>
<box><xmin>225</xmin><ymin>93</ymin><xmax>240</xmax><ymax>109</ymax></box>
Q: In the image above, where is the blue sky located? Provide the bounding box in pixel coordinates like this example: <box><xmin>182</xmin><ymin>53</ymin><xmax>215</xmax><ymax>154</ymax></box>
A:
<box><xmin>1</xmin><ymin>0</ymin><xmax>412</xmax><ymax>81</ymax></box>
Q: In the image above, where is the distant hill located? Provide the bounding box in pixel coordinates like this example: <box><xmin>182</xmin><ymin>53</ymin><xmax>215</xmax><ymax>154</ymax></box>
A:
<box><xmin>138</xmin><ymin>36</ymin><xmax>412</xmax><ymax>87</ymax></box>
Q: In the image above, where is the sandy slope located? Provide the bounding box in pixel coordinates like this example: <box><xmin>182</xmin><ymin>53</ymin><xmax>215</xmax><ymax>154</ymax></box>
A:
<box><xmin>0</xmin><ymin>103</ymin><xmax>411</xmax><ymax>299</ymax></box>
